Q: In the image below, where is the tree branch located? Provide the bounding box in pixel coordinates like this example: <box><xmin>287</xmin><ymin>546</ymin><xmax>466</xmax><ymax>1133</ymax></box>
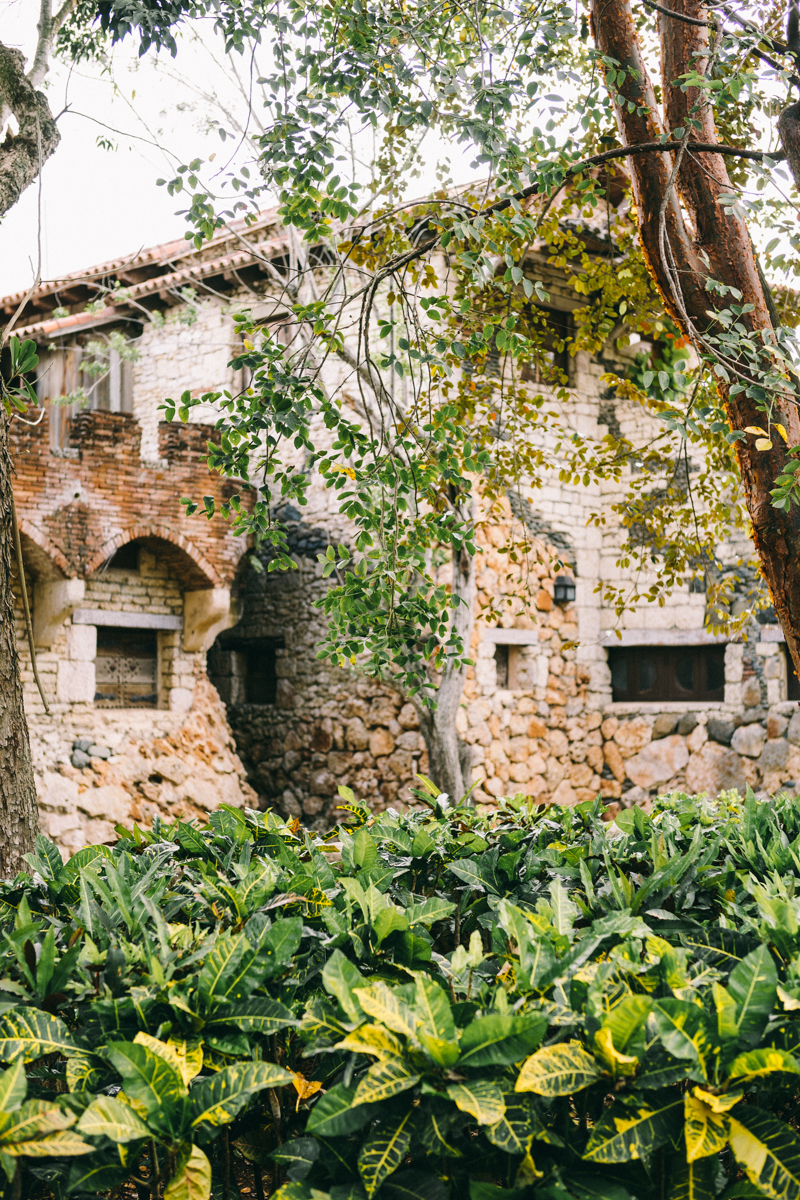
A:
<box><xmin>0</xmin><ymin>44</ymin><xmax>60</xmax><ymax>219</ymax></box>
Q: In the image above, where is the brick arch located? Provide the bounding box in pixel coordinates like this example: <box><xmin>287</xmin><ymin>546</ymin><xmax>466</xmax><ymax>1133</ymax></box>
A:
<box><xmin>86</xmin><ymin>525</ymin><xmax>221</xmax><ymax>589</ymax></box>
<box><xmin>18</xmin><ymin>520</ymin><xmax>70</xmax><ymax>580</ymax></box>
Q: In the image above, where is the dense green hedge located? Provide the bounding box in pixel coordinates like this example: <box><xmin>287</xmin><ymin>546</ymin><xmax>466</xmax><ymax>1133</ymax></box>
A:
<box><xmin>4</xmin><ymin>785</ymin><xmax>800</xmax><ymax>1199</ymax></box>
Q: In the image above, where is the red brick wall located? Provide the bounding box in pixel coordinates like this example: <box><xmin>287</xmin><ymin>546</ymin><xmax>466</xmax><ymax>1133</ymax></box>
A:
<box><xmin>10</xmin><ymin>410</ymin><xmax>247</xmax><ymax>587</ymax></box>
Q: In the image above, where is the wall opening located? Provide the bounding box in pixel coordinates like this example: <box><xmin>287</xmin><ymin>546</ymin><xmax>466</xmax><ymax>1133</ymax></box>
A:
<box><xmin>207</xmin><ymin>635</ymin><xmax>285</xmax><ymax>706</ymax></box>
<box><xmin>494</xmin><ymin>643</ymin><xmax>520</xmax><ymax>690</ymax></box>
<box><xmin>95</xmin><ymin>627</ymin><xmax>159</xmax><ymax>708</ymax></box>
<box><xmin>608</xmin><ymin>644</ymin><xmax>726</xmax><ymax>703</ymax></box>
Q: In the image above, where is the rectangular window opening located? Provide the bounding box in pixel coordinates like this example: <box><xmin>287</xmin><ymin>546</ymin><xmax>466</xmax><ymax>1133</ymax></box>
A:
<box><xmin>95</xmin><ymin>627</ymin><xmax>158</xmax><ymax>708</ymax></box>
<box><xmin>494</xmin><ymin>643</ymin><xmax>520</xmax><ymax>690</ymax></box>
<box><xmin>608</xmin><ymin>644</ymin><xmax>725</xmax><ymax>703</ymax></box>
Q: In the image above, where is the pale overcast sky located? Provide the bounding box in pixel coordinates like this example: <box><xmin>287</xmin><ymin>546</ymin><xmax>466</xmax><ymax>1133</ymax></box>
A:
<box><xmin>0</xmin><ymin>2</ymin><xmax>474</xmax><ymax>299</ymax></box>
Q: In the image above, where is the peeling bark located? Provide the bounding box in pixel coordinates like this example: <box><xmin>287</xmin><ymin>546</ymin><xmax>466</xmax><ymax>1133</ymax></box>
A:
<box><xmin>0</xmin><ymin>2</ymin><xmax>76</xmax><ymax>875</ymax></box>
<box><xmin>591</xmin><ymin>0</ymin><xmax>800</xmax><ymax>682</ymax></box>
<box><xmin>0</xmin><ymin>43</ymin><xmax>59</xmax><ymax>220</ymax></box>
<box><xmin>0</xmin><ymin>411</ymin><xmax>37</xmax><ymax>877</ymax></box>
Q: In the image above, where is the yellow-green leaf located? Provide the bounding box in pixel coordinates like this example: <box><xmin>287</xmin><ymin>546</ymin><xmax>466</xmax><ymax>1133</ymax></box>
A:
<box><xmin>358</xmin><ymin>1111</ymin><xmax>412</xmax><ymax>1198</ymax></box>
<box><xmin>775</xmin><ymin>423</ymin><xmax>789</xmax><ymax>442</ymax></box>
<box><xmin>354</xmin><ymin>984</ymin><xmax>418</xmax><ymax>1040</ymax></box>
<box><xmin>336</xmin><ymin>1025</ymin><xmax>404</xmax><ymax>1059</ymax></box>
<box><xmin>0</xmin><ymin>1008</ymin><xmax>77</xmax><ymax>1063</ymax></box>
<box><xmin>684</xmin><ymin>1093</ymin><xmax>730</xmax><ymax>1162</ymax></box>
<box><xmin>353</xmin><ymin>1057</ymin><xmax>420</xmax><ymax>1105</ymax></box>
<box><xmin>729</xmin><ymin>1048</ymin><xmax>800</xmax><ymax>1082</ymax></box>
<box><xmin>593</xmin><ymin>1027</ymin><xmax>638</xmax><ymax>1077</ymax></box>
<box><xmin>583</xmin><ymin>1096</ymin><xmax>683</xmax><ymax>1163</ymax></box>
<box><xmin>756</xmin><ymin>438</ymin><xmax>773</xmax><ymax>451</ymax></box>
<box><xmin>745</xmin><ymin>426</ymin><xmax>768</xmax><ymax>436</ymax></box>
<box><xmin>0</xmin><ymin>1062</ymin><xmax>26</xmax><ymax>1113</ymax></box>
<box><xmin>515</xmin><ymin>1042</ymin><xmax>600</xmax><ymax>1096</ymax></box>
<box><xmin>191</xmin><ymin>1062</ymin><xmax>293</xmax><ymax>1128</ymax></box>
<box><xmin>447</xmin><ymin>1080</ymin><xmax>505</xmax><ymax>1125</ymax></box>
<box><xmin>133</xmin><ymin>1033</ymin><xmax>202</xmax><ymax>1087</ymax></box>
<box><xmin>66</xmin><ymin>1051</ymin><xmax>102</xmax><ymax>1094</ymax></box>
<box><xmin>7</xmin><ymin>1131</ymin><xmax>93</xmax><ymax>1157</ymax></box>
<box><xmin>77</xmin><ymin>1096</ymin><xmax>151</xmax><ymax>1143</ymax></box>
<box><xmin>729</xmin><ymin>1107</ymin><xmax>800</xmax><ymax>1199</ymax></box>
<box><xmin>164</xmin><ymin>1144</ymin><xmax>212</xmax><ymax>1200</ymax></box>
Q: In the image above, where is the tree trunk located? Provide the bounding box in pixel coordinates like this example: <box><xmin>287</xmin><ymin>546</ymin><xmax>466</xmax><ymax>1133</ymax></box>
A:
<box><xmin>0</xmin><ymin>6</ymin><xmax>69</xmax><ymax>875</ymax></box>
<box><xmin>0</xmin><ymin>411</ymin><xmax>38</xmax><ymax>877</ymax></box>
<box><xmin>590</xmin><ymin>0</ymin><xmax>800</xmax><ymax>680</ymax></box>
<box><xmin>0</xmin><ymin>42</ymin><xmax>60</xmax><ymax>219</ymax></box>
<box><xmin>415</xmin><ymin>540</ymin><xmax>476</xmax><ymax>802</ymax></box>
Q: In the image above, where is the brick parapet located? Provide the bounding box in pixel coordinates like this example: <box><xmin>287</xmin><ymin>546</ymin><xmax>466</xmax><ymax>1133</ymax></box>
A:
<box><xmin>10</xmin><ymin>409</ymin><xmax>248</xmax><ymax>587</ymax></box>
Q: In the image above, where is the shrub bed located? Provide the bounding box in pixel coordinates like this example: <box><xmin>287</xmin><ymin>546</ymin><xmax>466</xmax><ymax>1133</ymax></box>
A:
<box><xmin>2</xmin><ymin>786</ymin><xmax>800</xmax><ymax>1199</ymax></box>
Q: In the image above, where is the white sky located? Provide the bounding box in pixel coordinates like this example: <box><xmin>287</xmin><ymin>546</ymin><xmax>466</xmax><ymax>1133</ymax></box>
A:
<box><xmin>2</xmin><ymin>1</ymin><xmax>789</xmax><ymax>301</ymax></box>
<box><xmin>0</xmin><ymin>2</ymin><xmax>473</xmax><ymax>298</ymax></box>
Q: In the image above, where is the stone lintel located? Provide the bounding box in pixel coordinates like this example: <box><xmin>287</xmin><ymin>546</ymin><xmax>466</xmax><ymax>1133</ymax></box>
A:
<box><xmin>72</xmin><ymin>608</ymin><xmax>183</xmax><ymax>630</ymax></box>
<box><xmin>600</xmin><ymin>629</ymin><xmax>728</xmax><ymax>647</ymax></box>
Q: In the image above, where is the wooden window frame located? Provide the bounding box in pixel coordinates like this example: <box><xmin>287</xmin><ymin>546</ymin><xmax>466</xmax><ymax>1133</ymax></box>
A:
<box><xmin>608</xmin><ymin>644</ymin><xmax>725</xmax><ymax>703</ymax></box>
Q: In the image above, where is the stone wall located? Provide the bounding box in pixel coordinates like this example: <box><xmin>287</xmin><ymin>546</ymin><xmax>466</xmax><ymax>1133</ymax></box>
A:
<box><xmin>33</xmin><ymin>678</ymin><xmax>257</xmax><ymax>859</ymax></box>
<box><xmin>209</xmin><ymin>502</ymin><xmax>800</xmax><ymax>824</ymax></box>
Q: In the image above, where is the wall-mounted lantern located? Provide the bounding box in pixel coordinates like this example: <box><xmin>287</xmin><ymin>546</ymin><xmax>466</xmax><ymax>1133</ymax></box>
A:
<box><xmin>553</xmin><ymin>575</ymin><xmax>576</xmax><ymax>605</ymax></box>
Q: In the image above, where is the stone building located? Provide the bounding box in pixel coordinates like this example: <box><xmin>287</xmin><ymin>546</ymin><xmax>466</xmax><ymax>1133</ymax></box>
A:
<box><xmin>4</xmin><ymin>209</ymin><xmax>800</xmax><ymax>854</ymax></box>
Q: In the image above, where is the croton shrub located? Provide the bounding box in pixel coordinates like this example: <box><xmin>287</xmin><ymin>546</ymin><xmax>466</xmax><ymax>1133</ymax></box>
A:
<box><xmin>2</xmin><ymin>784</ymin><xmax>800</xmax><ymax>1199</ymax></box>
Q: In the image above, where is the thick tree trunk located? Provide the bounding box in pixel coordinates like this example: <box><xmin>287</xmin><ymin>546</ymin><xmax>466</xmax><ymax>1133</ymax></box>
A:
<box><xmin>0</xmin><ymin>43</ymin><xmax>59</xmax><ymax>219</ymax></box>
<box><xmin>590</xmin><ymin>0</ymin><xmax>800</xmax><ymax>680</ymax></box>
<box><xmin>0</xmin><ymin>412</ymin><xmax>38</xmax><ymax>877</ymax></box>
<box><xmin>415</xmin><ymin>541</ymin><xmax>476</xmax><ymax>802</ymax></box>
<box><xmin>0</xmin><ymin>4</ymin><xmax>70</xmax><ymax>874</ymax></box>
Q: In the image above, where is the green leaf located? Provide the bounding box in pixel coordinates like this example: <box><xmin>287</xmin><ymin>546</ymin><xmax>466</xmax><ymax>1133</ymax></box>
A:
<box><xmin>164</xmin><ymin>1143</ymin><xmax>212</xmax><ymax>1200</ymax></box>
<box><xmin>322</xmin><ymin>950</ymin><xmax>367</xmax><ymax>1022</ymax></box>
<box><xmin>382</xmin><ymin>1170</ymin><xmax>448</xmax><ymax>1200</ymax></box>
<box><xmin>665</xmin><ymin>1156</ymin><xmax>717</xmax><ymax>1200</ymax></box>
<box><xmin>77</xmin><ymin>1096</ymin><xmax>150</xmax><ymax>1143</ymax></box>
<box><xmin>470</xmin><ymin>1185</ymin><xmax>529</xmax><ymax>1200</ymax></box>
<box><xmin>306</xmin><ymin>1083</ymin><xmax>374</xmax><ymax>1137</ymax></box>
<box><xmin>406</xmin><ymin>898</ymin><xmax>455</xmax><ymax>927</ymax></box>
<box><xmin>652</xmin><ymin>1000</ymin><xmax>710</xmax><ymax>1067</ymax></box>
<box><xmin>729</xmin><ymin>1106</ymin><xmax>800</xmax><ymax>1199</ymax></box>
<box><xmin>66</xmin><ymin>1162</ymin><xmax>130</xmax><ymax>1195</ymax></box>
<box><xmin>486</xmin><ymin>1094</ymin><xmax>563</xmax><ymax>1155</ymax></box>
<box><xmin>353</xmin><ymin>1058</ymin><xmax>420</xmax><ymax>1105</ymax></box>
<box><xmin>191</xmin><ymin>1062</ymin><xmax>293</xmax><ymax>1127</ymax></box>
<box><xmin>459</xmin><ymin>1015</ymin><xmax>547</xmax><ymax>1067</ymax></box>
<box><xmin>583</xmin><ymin>1094</ymin><xmax>684</xmax><ymax>1163</ymax></box>
<box><xmin>358</xmin><ymin>1110</ymin><xmax>413</xmax><ymax>1198</ymax></box>
<box><xmin>448</xmin><ymin>855</ymin><xmax>500</xmax><ymax>895</ymax></box>
<box><xmin>447</xmin><ymin>1080</ymin><xmax>506</xmax><ymax>1125</ymax></box>
<box><xmin>106</xmin><ymin>1042</ymin><xmax>188</xmax><ymax>1132</ymax></box>
<box><xmin>210</xmin><ymin>998</ymin><xmax>296</xmax><ymax>1033</ymax></box>
<box><xmin>373</xmin><ymin>908</ymin><xmax>409</xmax><ymax>945</ymax></box>
<box><xmin>0</xmin><ymin>1007</ymin><xmax>78</xmax><ymax>1063</ymax></box>
<box><xmin>601</xmin><ymin>995</ymin><xmax>652</xmax><ymax>1051</ymax></box>
<box><xmin>727</xmin><ymin>946</ymin><xmax>778</xmax><ymax>1049</ymax></box>
<box><xmin>273</xmin><ymin>1137</ymin><xmax>320</xmax><ymax>1181</ymax></box>
<box><xmin>515</xmin><ymin>1042</ymin><xmax>601</xmax><ymax>1096</ymax></box>
<box><xmin>353</xmin><ymin>828</ymin><xmax>378</xmax><ymax>870</ymax></box>
<box><xmin>415</xmin><ymin>976</ymin><xmax>455</xmax><ymax>1042</ymax></box>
